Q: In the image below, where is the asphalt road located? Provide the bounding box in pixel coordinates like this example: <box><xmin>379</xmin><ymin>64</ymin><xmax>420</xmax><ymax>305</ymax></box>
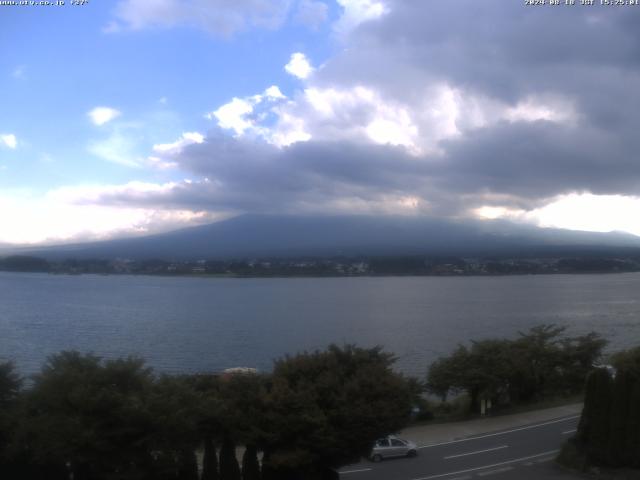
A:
<box><xmin>339</xmin><ymin>414</ymin><xmax>582</xmax><ymax>480</ymax></box>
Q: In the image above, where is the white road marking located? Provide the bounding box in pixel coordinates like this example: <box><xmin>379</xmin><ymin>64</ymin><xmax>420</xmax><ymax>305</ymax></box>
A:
<box><xmin>417</xmin><ymin>415</ymin><xmax>579</xmax><ymax>449</ymax></box>
<box><xmin>410</xmin><ymin>449</ymin><xmax>559</xmax><ymax>480</ymax></box>
<box><xmin>341</xmin><ymin>468</ymin><xmax>372</xmax><ymax>474</ymax></box>
<box><xmin>534</xmin><ymin>457</ymin><xmax>554</xmax><ymax>463</ymax></box>
<box><xmin>444</xmin><ymin>445</ymin><xmax>508</xmax><ymax>459</ymax></box>
<box><xmin>477</xmin><ymin>466</ymin><xmax>514</xmax><ymax>476</ymax></box>
<box><xmin>561</xmin><ymin>429</ymin><xmax>577</xmax><ymax>435</ymax></box>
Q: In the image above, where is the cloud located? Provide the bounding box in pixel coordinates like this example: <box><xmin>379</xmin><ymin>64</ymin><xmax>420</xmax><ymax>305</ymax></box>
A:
<box><xmin>210</xmin><ymin>97</ymin><xmax>256</xmax><ymax>135</ymax></box>
<box><xmin>153</xmin><ymin>131</ymin><xmax>205</xmax><ymax>155</ymax></box>
<box><xmin>333</xmin><ymin>0</ymin><xmax>388</xmax><ymax>36</ymax></box>
<box><xmin>285</xmin><ymin>52</ymin><xmax>314</xmax><ymax>79</ymax></box>
<box><xmin>205</xmin><ymin>85</ymin><xmax>287</xmax><ymax>138</ymax></box>
<box><xmin>109</xmin><ymin>0</ymin><xmax>293</xmax><ymax>37</ymax></box>
<box><xmin>148</xmin><ymin>131</ymin><xmax>205</xmax><ymax>169</ymax></box>
<box><xmin>1</xmin><ymin>134</ymin><xmax>17</xmax><ymax>149</ymax></box>
<box><xmin>0</xmin><ymin>185</ymin><xmax>222</xmax><ymax>245</ymax></box>
<box><xmin>88</xmin><ymin>107</ymin><xmax>122</xmax><ymax>126</ymax></box>
<box><xmin>88</xmin><ymin>131</ymin><xmax>142</xmax><ymax>168</ymax></box>
<box><xmin>54</xmin><ymin>0</ymin><xmax>640</xmax><ymax>240</ymax></box>
<box><xmin>294</xmin><ymin>0</ymin><xmax>328</xmax><ymax>30</ymax></box>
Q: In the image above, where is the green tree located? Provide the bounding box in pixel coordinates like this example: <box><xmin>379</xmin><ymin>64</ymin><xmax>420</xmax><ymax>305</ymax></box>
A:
<box><xmin>572</xmin><ymin>346</ymin><xmax>640</xmax><ymax>469</ymax></box>
<box><xmin>219</xmin><ymin>437</ymin><xmax>241</xmax><ymax>480</ymax></box>
<box><xmin>427</xmin><ymin>340</ymin><xmax>512</xmax><ymax>412</ymax></box>
<box><xmin>611</xmin><ymin>346</ymin><xmax>640</xmax><ymax>468</ymax></box>
<box><xmin>201</xmin><ymin>435</ymin><xmax>220</xmax><ymax>480</ymax></box>
<box><xmin>576</xmin><ymin>367</ymin><xmax>613</xmax><ymax>465</ymax></box>
<box><xmin>147</xmin><ymin>375</ymin><xmax>202</xmax><ymax>480</ymax></box>
<box><xmin>189</xmin><ymin>374</ymin><xmax>224</xmax><ymax>480</ymax></box>
<box><xmin>241</xmin><ymin>444</ymin><xmax>261</xmax><ymax>480</ymax></box>
<box><xmin>0</xmin><ymin>361</ymin><xmax>22</xmax><ymax>478</ymax></box>
<box><xmin>17</xmin><ymin>351</ymin><xmax>155</xmax><ymax>480</ymax></box>
<box><xmin>427</xmin><ymin>325</ymin><xmax>606</xmax><ymax>412</ymax></box>
<box><xmin>0</xmin><ymin>361</ymin><xmax>21</xmax><ymax>407</ymax></box>
<box><xmin>261</xmin><ymin>345</ymin><xmax>412</xmax><ymax>478</ymax></box>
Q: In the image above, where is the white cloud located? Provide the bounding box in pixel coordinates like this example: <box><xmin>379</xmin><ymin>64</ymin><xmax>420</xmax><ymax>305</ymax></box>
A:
<box><xmin>152</xmin><ymin>131</ymin><xmax>205</xmax><ymax>156</ymax></box>
<box><xmin>88</xmin><ymin>107</ymin><xmax>122</xmax><ymax>126</ymax></box>
<box><xmin>109</xmin><ymin>0</ymin><xmax>292</xmax><ymax>37</ymax></box>
<box><xmin>0</xmin><ymin>184</ymin><xmax>222</xmax><ymax>244</ymax></box>
<box><xmin>301</xmin><ymin>86</ymin><xmax>420</xmax><ymax>150</ymax></box>
<box><xmin>206</xmin><ymin>85</ymin><xmax>286</xmax><ymax>137</ymax></box>
<box><xmin>506</xmin><ymin>96</ymin><xmax>577</xmax><ymax>124</ymax></box>
<box><xmin>473</xmin><ymin>193</ymin><xmax>640</xmax><ymax>237</ymax></box>
<box><xmin>285</xmin><ymin>52</ymin><xmax>314</xmax><ymax>79</ymax></box>
<box><xmin>527</xmin><ymin>193</ymin><xmax>640</xmax><ymax>236</ymax></box>
<box><xmin>1</xmin><ymin>134</ymin><xmax>17</xmax><ymax>149</ymax></box>
<box><xmin>334</xmin><ymin>0</ymin><xmax>388</xmax><ymax>36</ymax></box>
<box><xmin>210</xmin><ymin>97</ymin><xmax>256</xmax><ymax>135</ymax></box>
<box><xmin>264</xmin><ymin>85</ymin><xmax>286</xmax><ymax>100</ymax></box>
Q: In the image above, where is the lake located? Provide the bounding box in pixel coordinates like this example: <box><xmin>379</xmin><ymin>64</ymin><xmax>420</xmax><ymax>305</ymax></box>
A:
<box><xmin>1</xmin><ymin>272</ymin><xmax>639</xmax><ymax>378</ymax></box>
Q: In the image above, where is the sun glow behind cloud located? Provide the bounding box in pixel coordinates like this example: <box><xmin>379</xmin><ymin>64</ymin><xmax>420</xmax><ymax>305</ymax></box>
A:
<box><xmin>0</xmin><ymin>184</ymin><xmax>221</xmax><ymax>244</ymax></box>
<box><xmin>475</xmin><ymin>193</ymin><xmax>640</xmax><ymax>237</ymax></box>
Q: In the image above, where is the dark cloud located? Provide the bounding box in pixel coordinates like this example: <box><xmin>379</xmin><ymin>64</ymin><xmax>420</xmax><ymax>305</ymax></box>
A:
<box><xmin>96</xmin><ymin>1</ymin><xmax>640</xmax><ymax>219</ymax></box>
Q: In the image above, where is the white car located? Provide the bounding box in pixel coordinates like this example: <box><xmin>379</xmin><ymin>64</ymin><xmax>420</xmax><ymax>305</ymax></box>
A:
<box><xmin>370</xmin><ymin>435</ymin><xmax>418</xmax><ymax>462</ymax></box>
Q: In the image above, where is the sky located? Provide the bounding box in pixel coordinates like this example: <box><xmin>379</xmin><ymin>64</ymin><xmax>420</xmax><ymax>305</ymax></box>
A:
<box><xmin>1</xmin><ymin>0</ymin><xmax>640</xmax><ymax>245</ymax></box>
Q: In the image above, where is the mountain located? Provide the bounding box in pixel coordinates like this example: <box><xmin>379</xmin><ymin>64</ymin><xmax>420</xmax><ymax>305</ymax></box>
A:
<box><xmin>13</xmin><ymin>214</ymin><xmax>640</xmax><ymax>261</ymax></box>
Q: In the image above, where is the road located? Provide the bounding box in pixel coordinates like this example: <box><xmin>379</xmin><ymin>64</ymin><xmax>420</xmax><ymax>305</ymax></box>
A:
<box><xmin>339</xmin><ymin>414</ymin><xmax>582</xmax><ymax>480</ymax></box>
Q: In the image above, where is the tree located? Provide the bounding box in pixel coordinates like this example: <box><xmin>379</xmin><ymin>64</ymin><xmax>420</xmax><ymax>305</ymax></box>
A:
<box><xmin>241</xmin><ymin>445</ymin><xmax>261</xmax><ymax>480</ymax></box>
<box><xmin>261</xmin><ymin>345</ymin><xmax>413</xmax><ymax>478</ymax></box>
<box><xmin>147</xmin><ymin>375</ymin><xmax>202</xmax><ymax>480</ymax></box>
<box><xmin>201</xmin><ymin>435</ymin><xmax>220</xmax><ymax>480</ymax></box>
<box><xmin>219</xmin><ymin>437</ymin><xmax>241</xmax><ymax>480</ymax></box>
<box><xmin>577</xmin><ymin>367</ymin><xmax>612</xmax><ymax>465</ymax></box>
<box><xmin>16</xmin><ymin>351</ymin><xmax>156</xmax><ymax>480</ymax></box>
<box><xmin>427</xmin><ymin>340</ymin><xmax>512</xmax><ymax>412</ymax></box>
<box><xmin>573</xmin><ymin>346</ymin><xmax>640</xmax><ymax>469</ymax></box>
<box><xmin>189</xmin><ymin>373</ymin><xmax>224</xmax><ymax>480</ymax></box>
<box><xmin>0</xmin><ymin>361</ymin><xmax>22</xmax><ymax>478</ymax></box>
<box><xmin>558</xmin><ymin>331</ymin><xmax>607</xmax><ymax>394</ymax></box>
<box><xmin>426</xmin><ymin>346</ymin><xmax>468</xmax><ymax>402</ymax></box>
<box><xmin>427</xmin><ymin>325</ymin><xmax>607</xmax><ymax>412</ymax></box>
<box><xmin>0</xmin><ymin>361</ymin><xmax>21</xmax><ymax>407</ymax></box>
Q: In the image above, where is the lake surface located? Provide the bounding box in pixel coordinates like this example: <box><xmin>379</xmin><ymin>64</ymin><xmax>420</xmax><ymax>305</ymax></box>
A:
<box><xmin>1</xmin><ymin>272</ymin><xmax>639</xmax><ymax>378</ymax></box>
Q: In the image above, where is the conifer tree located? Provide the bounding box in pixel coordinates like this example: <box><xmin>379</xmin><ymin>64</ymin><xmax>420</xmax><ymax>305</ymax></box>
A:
<box><xmin>202</xmin><ymin>436</ymin><xmax>219</xmax><ymax>480</ymax></box>
<box><xmin>241</xmin><ymin>445</ymin><xmax>261</xmax><ymax>480</ymax></box>
<box><xmin>607</xmin><ymin>370</ymin><xmax>631</xmax><ymax>466</ymax></box>
<box><xmin>577</xmin><ymin>367</ymin><xmax>612</xmax><ymax>464</ymax></box>
<box><xmin>219</xmin><ymin>437</ymin><xmax>241</xmax><ymax>480</ymax></box>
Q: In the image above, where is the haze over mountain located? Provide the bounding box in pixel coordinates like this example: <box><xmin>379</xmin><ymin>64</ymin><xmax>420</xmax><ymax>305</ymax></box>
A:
<box><xmin>16</xmin><ymin>215</ymin><xmax>640</xmax><ymax>261</ymax></box>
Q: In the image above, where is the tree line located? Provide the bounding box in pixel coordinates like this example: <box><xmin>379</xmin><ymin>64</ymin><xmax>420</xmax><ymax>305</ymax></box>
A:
<box><xmin>426</xmin><ymin>325</ymin><xmax>607</xmax><ymax>413</ymax></box>
<box><xmin>0</xmin><ymin>345</ymin><xmax>414</xmax><ymax>480</ymax></box>
<box><xmin>0</xmin><ymin>326</ymin><xmax>615</xmax><ymax>479</ymax></box>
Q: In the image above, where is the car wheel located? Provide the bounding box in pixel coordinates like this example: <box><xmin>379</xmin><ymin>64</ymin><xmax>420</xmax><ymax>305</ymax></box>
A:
<box><xmin>407</xmin><ymin>450</ymin><xmax>417</xmax><ymax>458</ymax></box>
<box><xmin>371</xmin><ymin>454</ymin><xmax>383</xmax><ymax>462</ymax></box>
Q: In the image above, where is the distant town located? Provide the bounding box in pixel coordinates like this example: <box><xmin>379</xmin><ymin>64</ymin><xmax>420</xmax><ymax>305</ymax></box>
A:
<box><xmin>2</xmin><ymin>254</ymin><xmax>640</xmax><ymax>277</ymax></box>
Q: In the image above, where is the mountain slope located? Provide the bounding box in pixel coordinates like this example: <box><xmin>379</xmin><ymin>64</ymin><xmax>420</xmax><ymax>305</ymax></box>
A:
<box><xmin>16</xmin><ymin>214</ymin><xmax>640</xmax><ymax>261</ymax></box>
